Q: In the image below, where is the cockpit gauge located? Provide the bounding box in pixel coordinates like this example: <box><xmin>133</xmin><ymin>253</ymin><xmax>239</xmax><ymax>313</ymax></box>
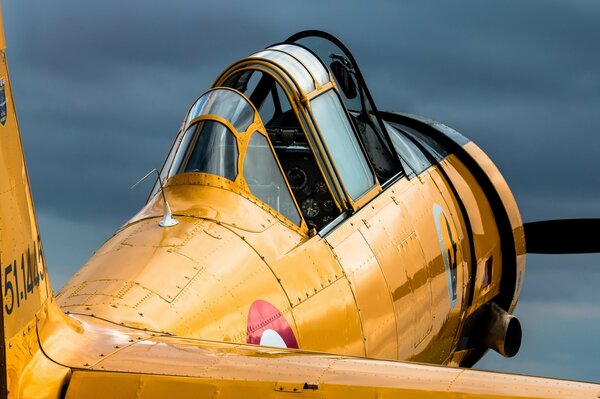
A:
<box><xmin>287</xmin><ymin>167</ymin><xmax>308</xmax><ymax>190</ymax></box>
<box><xmin>323</xmin><ymin>199</ymin><xmax>334</xmax><ymax>210</ymax></box>
<box><xmin>315</xmin><ymin>181</ymin><xmax>327</xmax><ymax>194</ymax></box>
<box><xmin>322</xmin><ymin>215</ymin><xmax>333</xmax><ymax>224</ymax></box>
<box><xmin>301</xmin><ymin>198</ymin><xmax>320</xmax><ymax>218</ymax></box>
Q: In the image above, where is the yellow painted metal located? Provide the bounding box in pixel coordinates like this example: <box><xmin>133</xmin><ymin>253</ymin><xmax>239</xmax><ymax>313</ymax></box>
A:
<box><xmin>3</xmin><ymin>300</ymin><xmax>70</xmax><ymax>399</ymax></box>
<box><xmin>402</xmin><ymin>170</ymin><xmax>466</xmax><ymax>362</ymax></box>
<box><xmin>461</xmin><ymin>143</ymin><xmax>526</xmax><ymax>313</ymax></box>
<box><xmin>65</xmin><ymin>373</ymin><xmax>219</xmax><ymax>399</ymax></box>
<box><xmin>16</xmin><ymin>134</ymin><xmax>524</xmax><ymax>397</ymax></box>
<box><xmin>57</xmin><ymin>174</ymin><xmax>366</xmax><ymax>355</ymax></box>
<box><xmin>305</xmin><ymin>81</ymin><xmax>336</xmax><ymax>100</ymax></box>
<box><xmin>333</xmin><ymin>169</ymin><xmax>468</xmax><ymax>364</ymax></box>
<box><xmin>291</xmin><ymin>278</ymin><xmax>365</xmax><ymax>356</ymax></box>
<box><xmin>438</xmin><ymin>155</ymin><xmax>503</xmax><ymax>314</ymax></box>
<box><xmin>57</xmin><ymin>215</ymin><xmax>295</xmax><ymax>344</ymax></box>
<box><xmin>57</xmin><ymin>326</ymin><xmax>600</xmax><ymax>399</ymax></box>
<box><xmin>330</xmin><ymin>228</ymin><xmax>397</xmax><ymax>360</ymax></box>
<box><xmin>58</xmin><ymin>161</ymin><xmax>482</xmax><ymax>363</ymax></box>
<box><xmin>7</xmin><ymin>293</ymin><xmax>592</xmax><ymax>399</ymax></box>
<box><xmin>262</xmin><ymin>234</ymin><xmax>344</xmax><ymax>308</ymax></box>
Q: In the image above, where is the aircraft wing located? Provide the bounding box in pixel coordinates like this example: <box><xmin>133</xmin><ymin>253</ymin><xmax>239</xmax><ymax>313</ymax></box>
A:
<box><xmin>29</xmin><ymin>303</ymin><xmax>600</xmax><ymax>399</ymax></box>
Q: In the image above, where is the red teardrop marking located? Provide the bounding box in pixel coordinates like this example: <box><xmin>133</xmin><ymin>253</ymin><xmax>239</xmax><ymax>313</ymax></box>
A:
<box><xmin>247</xmin><ymin>300</ymin><xmax>298</xmax><ymax>349</ymax></box>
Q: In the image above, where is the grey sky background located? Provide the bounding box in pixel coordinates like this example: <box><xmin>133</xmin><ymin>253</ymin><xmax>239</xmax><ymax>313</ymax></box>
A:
<box><xmin>4</xmin><ymin>0</ymin><xmax>600</xmax><ymax>383</ymax></box>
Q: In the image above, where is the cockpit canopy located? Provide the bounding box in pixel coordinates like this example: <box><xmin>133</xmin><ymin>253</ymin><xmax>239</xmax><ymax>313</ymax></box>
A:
<box><xmin>156</xmin><ymin>32</ymin><xmax>408</xmax><ymax>235</ymax></box>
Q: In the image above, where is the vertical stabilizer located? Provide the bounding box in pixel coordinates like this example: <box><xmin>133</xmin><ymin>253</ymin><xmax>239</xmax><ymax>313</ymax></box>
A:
<box><xmin>0</xmin><ymin>5</ymin><xmax>54</xmax><ymax>398</ymax></box>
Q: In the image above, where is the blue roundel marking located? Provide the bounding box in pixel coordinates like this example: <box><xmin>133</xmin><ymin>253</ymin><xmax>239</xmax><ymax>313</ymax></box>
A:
<box><xmin>433</xmin><ymin>204</ymin><xmax>458</xmax><ymax>309</ymax></box>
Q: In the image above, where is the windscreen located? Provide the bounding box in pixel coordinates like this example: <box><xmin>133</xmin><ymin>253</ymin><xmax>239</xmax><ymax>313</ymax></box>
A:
<box><xmin>180</xmin><ymin>121</ymin><xmax>238</xmax><ymax>181</ymax></box>
<box><xmin>168</xmin><ymin>89</ymin><xmax>254</xmax><ymax>180</ymax></box>
<box><xmin>185</xmin><ymin>89</ymin><xmax>254</xmax><ymax>132</ymax></box>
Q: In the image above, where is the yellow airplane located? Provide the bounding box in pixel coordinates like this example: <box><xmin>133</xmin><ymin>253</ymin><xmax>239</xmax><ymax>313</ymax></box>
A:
<box><xmin>1</xmin><ymin>5</ymin><xmax>600</xmax><ymax>398</ymax></box>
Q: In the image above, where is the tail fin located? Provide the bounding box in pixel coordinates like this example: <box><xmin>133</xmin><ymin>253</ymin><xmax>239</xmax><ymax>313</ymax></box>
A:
<box><xmin>0</xmin><ymin>5</ymin><xmax>54</xmax><ymax>397</ymax></box>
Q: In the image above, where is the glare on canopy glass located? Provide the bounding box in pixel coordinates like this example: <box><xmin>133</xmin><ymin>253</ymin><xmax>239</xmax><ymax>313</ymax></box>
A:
<box><xmin>170</xmin><ymin>120</ymin><xmax>239</xmax><ymax>181</ymax></box>
<box><xmin>251</xmin><ymin>50</ymin><xmax>315</xmax><ymax>94</ymax></box>
<box><xmin>310</xmin><ymin>90</ymin><xmax>374</xmax><ymax>200</ymax></box>
<box><xmin>243</xmin><ymin>133</ymin><xmax>301</xmax><ymax>225</ymax></box>
<box><xmin>185</xmin><ymin>89</ymin><xmax>254</xmax><ymax>133</ymax></box>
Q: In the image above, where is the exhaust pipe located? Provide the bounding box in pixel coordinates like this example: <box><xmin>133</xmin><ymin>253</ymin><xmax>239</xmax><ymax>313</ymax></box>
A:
<box><xmin>481</xmin><ymin>302</ymin><xmax>522</xmax><ymax>358</ymax></box>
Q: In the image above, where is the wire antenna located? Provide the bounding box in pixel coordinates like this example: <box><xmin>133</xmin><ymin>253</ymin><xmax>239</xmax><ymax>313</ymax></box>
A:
<box><xmin>131</xmin><ymin>168</ymin><xmax>179</xmax><ymax>227</ymax></box>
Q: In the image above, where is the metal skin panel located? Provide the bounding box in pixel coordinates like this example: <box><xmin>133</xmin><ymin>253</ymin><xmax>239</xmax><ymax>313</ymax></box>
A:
<box><xmin>131</xmin><ymin>174</ymin><xmax>285</xmax><ymax>233</ymax></box>
<box><xmin>65</xmin><ymin>373</ymin><xmax>219</xmax><ymax>399</ymax></box>
<box><xmin>372</xmin><ymin>177</ymin><xmax>432</xmax><ymax>357</ymax></box>
<box><xmin>378</xmin><ymin>112</ymin><xmax>525</xmax><ymax>319</ymax></box>
<box><xmin>60</xmin><ymin>218</ymin><xmax>216</xmax><ymax>303</ymax></box>
<box><xmin>424</xmin><ymin>168</ymin><xmax>474</xmax><ymax>360</ymax></box>
<box><xmin>326</xmin><ymin>168</ymin><xmax>469</xmax><ymax>364</ymax></box>
<box><xmin>4</xmin><ymin>301</ymin><xmax>70</xmax><ymax>398</ymax></box>
<box><xmin>268</xmin><ymin>235</ymin><xmax>344</xmax><ymax>308</ymax></box>
<box><xmin>352</xmin><ymin>181</ymin><xmax>423</xmax><ymax>359</ymax></box>
<box><xmin>398</xmin><ymin>170</ymin><xmax>467</xmax><ymax>364</ymax></box>
<box><xmin>38</xmin><ymin>301</ymin><xmax>153</xmax><ymax>370</ymax></box>
<box><xmin>330</xmin><ymin>229</ymin><xmax>397</xmax><ymax>360</ymax></box>
<box><xmin>65</xmin><ymin>369</ymin><xmax>600</xmax><ymax>399</ymax></box>
<box><xmin>8</xmin><ymin>299</ymin><xmax>595</xmax><ymax>399</ymax></box>
<box><xmin>290</xmin><ymin>278</ymin><xmax>365</xmax><ymax>356</ymax></box>
<box><xmin>57</xmin><ymin>212</ymin><xmax>296</xmax><ymax>345</ymax></box>
<box><xmin>353</xmin><ymin>169</ymin><xmax>469</xmax><ymax>364</ymax></box>
<box><xmin>228</xmin><ymin>222</ymin><xmax>304</xmax><ymax>266</ymax></box>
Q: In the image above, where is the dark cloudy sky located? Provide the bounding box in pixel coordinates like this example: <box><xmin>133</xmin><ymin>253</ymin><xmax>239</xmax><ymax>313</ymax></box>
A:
<box><xmin>4</xmin><ymin>0</ymin><xmax>600</xmax><ymax>383</ymax></box>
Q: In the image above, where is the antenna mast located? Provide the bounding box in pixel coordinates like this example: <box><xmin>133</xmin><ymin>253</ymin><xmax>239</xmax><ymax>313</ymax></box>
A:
<box><xmin>131</xmin><ymin>169</ymin><xmax>179</xmax><ymax>227</ymax></box>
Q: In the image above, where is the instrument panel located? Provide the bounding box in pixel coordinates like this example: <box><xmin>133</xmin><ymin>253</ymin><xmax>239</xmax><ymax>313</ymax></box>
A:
<box><xmin>276</xmin><ymin>148</ymin><xmax>338</xmax><ymax>230</ymax></box>
<box><xmin>267</xmin><ymin>119</ymin><xmax>339</xmax><ymax>231</ymax></box>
